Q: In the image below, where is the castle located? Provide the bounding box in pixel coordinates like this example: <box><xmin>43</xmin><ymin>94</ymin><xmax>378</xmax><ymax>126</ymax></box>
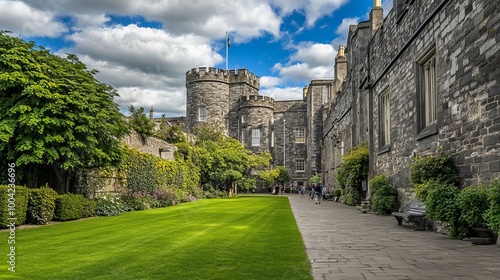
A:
<box><xmin>182</xmin><ymin>0</ymin><xmax>500</xmax><ymax>200</ymax></box>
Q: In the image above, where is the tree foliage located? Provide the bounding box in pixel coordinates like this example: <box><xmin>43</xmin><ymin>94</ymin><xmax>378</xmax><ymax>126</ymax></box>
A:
<box><xmin>0</xmin><ymin>31</ymin><xmax>129</xmax><ymax>190</ymax></box>
<box><xmin>190</xmin><ymin>122</ymin><xmax>270</xmax><ymax>194</ymax></box>
<box><xmin>128</xmin><ymin>105</ymin><xmax>154</xmax><ymax>140</ymax></box>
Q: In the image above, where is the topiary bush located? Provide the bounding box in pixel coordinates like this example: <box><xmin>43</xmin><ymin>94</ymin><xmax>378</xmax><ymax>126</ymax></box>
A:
<box><xmin>27</xmin><ymin>186</ymin><xmax>58</xmax><ymax>224</ymax></box>
<box><xmin>370</xmin><ymin>174</ymin><xmax>397</xmax><ymax>215</ymax></box>
<box><xmin>457</xmin><ymin>185</ymin><xmax>490</xmax><ymax>229</ymax></box>
<box><xmin>54</xmin><ymin>194</ymin><xmax>85</xmax><ymax>221</ymax></box>
<box><xmin>484</xmin><ymin>178</ymin><xmax>500</xmax><ymax>234</ymax></box>
<box><xmin>0</xmin><ymin>185</ymin><xmax>29</xmax><ymax>228</ymax></box>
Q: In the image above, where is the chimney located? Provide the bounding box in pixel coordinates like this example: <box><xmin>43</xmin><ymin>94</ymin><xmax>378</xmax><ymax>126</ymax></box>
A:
<box><xmin>335</xmin><ymin>45</ymin><xmax>347</xmax><ymax>82</ymax></box>
<box><xmin>370</xmin><ymin>0</ymin><xmax>384</xmax><ymax>36</ymax></box>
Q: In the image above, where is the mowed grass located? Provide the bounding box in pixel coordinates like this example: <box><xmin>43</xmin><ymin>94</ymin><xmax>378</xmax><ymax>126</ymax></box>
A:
<box><xmin>0</xmin><ymin>195</ymin><xmax>312</xmax><ymax>280</ymax></box>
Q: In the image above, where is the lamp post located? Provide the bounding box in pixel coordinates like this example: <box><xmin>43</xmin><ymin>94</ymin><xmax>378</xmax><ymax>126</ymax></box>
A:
<box><xmin>283</xmin><ymin>118</ymin><xmax>286</xmax><ymax>167</ymax></box>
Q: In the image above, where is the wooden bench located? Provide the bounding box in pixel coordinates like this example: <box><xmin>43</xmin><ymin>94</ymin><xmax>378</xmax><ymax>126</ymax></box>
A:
<box><xmin>391</xmin><ymin>202</ymin><xmax>427</xmax><ymax>230</ymax></box>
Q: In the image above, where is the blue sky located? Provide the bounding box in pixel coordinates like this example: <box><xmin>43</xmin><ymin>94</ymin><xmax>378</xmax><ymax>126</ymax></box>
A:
<box><xmin>0</xmin><ymin>0</ymin><xmax>393</xmax><ymax>117</ymax></box>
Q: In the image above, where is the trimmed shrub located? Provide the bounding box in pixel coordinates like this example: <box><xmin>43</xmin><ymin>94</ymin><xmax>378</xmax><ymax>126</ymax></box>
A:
<box><xmin>484</xmin><ymin>178</ymin><xmax>500</xmax><ymax>234</ymax></box>
<box><xmin>27</xmin><ymin>186</ymin><xmax>58</xmax><ymax>224</ymax></box>
<box><xmin>457</xmin><ymin>185</ymin><xmax>489</xmax><ymax>228</ymax></box>
<box><xmin>333</xmin><ymin>189</ymin><xmax>342</xmax><ymax>197</ymax></box>
<box><xmin>54</xmin><ymin>194</ymin><xmax>85</xmax><ymax>221</ymax></box>
<box><xmin>426</xmin><ymin>182</ymin><xmax>465</xmax><ymax>239</ymax></box>
<box><xmin>369</xmin><ymin>174</ymin><xmax>390</xmax><ymax>195</ymax></box>
<box><xmin>82</xmin><ymin>199</ymin><xmax>97</xmax><ymax>218</ymax></box>
<box><xmin>0</xmin><ymin>185</ymin><xmax>29</xmax><ymax>228</ymax></box>
<box><xmin>409</xmin><ymin>153</ymin><xmax>459</xmax><ymax>186</ymax></box>
<box><xmin>370</xmin><ymin>174</ymin><xmax>397</xmax><ymax>215</ymax></box>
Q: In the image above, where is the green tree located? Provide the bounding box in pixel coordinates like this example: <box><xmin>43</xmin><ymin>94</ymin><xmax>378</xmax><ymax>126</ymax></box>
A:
<box><xmin>276</xmin><ymin>166</ymin><xmax>291</xmax><ymax>185</ymax></box>
<box><xmin>0</xmin><ymin>31</ymin><xmax>129</xmax><ymax>192</ymax></box>
<box><xmin>191</xmin><ymin>122</ymin><xmax>269</xmax><ymax>195</ymax></box>
<box><xmin>128</xmin><ymin>105</ymin><xmax>154</xmax><ymax>141</ymax></box>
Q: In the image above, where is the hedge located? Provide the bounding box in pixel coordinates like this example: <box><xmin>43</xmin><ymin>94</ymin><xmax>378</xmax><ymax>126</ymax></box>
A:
<box><xmin>0</xmin><ymin>185</ymin><xmax>29</xmax><ymax>228</ymax></box>
<box><xmin>55</xmin><ymin>194</ymin><xmax>85</xmax><ymax>221</ymax></box>
<box><xmin>27</xmin><ymin>186</ymin><xmax>58</xmax><ymax>224</ymax></box>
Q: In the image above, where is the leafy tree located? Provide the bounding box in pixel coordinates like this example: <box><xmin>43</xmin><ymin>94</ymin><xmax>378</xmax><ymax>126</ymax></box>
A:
<box><xmin>310</xmin><ymin>173</ymin><xmax>322</xmax><ymax>184</ymax></box>
<box><xmin>0</xmin><ymin>31</ymin><xmax>129</xmax><ymax>192</ymax></box>
<box><xmin>128</xmin><ymin>105</ymin><xmax>154</xmax><ymax>141</ymax></box>
<box><xmin>191</xmin><ymin>122</ymin><xmax>269</xmax><ymax>195</ymax></box>
<box><xmin>275</xmin><ymin>166</ymin><xmax>291</xmax><ymax>185</ymax></box>
<box><xmin>260</xmin><ymin>168</ymin><xmax>280</xmax><ymax>187</ymax></box>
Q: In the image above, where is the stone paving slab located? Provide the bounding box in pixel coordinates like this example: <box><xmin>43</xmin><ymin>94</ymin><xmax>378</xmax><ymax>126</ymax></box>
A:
<box><xmin>287</xmin><ymin>194</ymin><xmax>500</xmax><ymax>280</ymax></box>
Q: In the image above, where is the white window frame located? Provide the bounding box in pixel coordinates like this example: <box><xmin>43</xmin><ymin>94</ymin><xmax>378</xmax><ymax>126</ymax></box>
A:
<box><xmin>198</xmin><ymin>106</ymin><xmax>207</xmax><ymax>122</ymax></box>
<box><xmin>379</xmin><ymin>90</ymin><xmax>391</xmax><ymax>147</ymax></box>
<box><xmin>251</xmin><ymin>129</ymin><xmax>260</xmax><ymax>147</ymax></box>
<box><xmin>294</xmin><ymin>128</ymin><xmax>305</xmax><ymax>143</ymax></box>
<box><xmin>296</xmin><ymin>159</ymin><xmax>305</xmax><ymax>172</ymax></box>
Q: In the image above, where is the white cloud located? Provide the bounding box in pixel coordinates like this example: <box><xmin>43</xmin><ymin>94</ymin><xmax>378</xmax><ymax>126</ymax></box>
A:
<box><xmin>269</xmin><ymin>0</ymin><xmax>348</xmax><ymax>27</ymax></box>
<box><xmin>330</xmin><ymin>17</ymin><xmax>360</xmax><ymax>48</ymax></box>
<box><xmin>272</xmin><ymin>43</ymin><xmax>334</xmax><ymax>84</ymax></box>
<box><xmin>260</xmin><ymin>76</ymin><xmax>283</xmax><ymax>88</ymax></box>
<box><xmin>0</xmin><ymin>1</ymin><xmax>67</xmax><ymax>37</ymax></box>
<box><xmin>260</xmin><ymin>86</ymin><xmax>304</xmax><ymax>101</ymax></box>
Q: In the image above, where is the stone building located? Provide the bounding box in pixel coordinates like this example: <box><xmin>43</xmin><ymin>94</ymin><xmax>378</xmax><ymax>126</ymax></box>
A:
<box><xmin>322</xmin><ymin>0</ymin><xmax>499</xmax><ymax>205</ymax></box>
<box><xmin>185</xmin><ymin>67</ymin><xmax>313</xmax><ymax>191</ymax></box>
<box><xmin>183</xmin><ymin>0</ymin><xmax>499</xmax><ymax>199</ymax></box>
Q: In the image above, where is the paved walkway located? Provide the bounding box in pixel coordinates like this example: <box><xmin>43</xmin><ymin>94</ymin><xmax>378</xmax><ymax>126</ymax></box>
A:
<box><xmin>287</xmin><ymin>194</ymin><xmax>500</xmax><ymax>280</ymax></box>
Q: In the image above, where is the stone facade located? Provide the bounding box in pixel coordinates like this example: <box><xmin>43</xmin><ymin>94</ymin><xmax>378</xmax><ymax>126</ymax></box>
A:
<box><xmin>322</xmin><ymin>0</ymin><xmax>500</xmax><ymax>205</ymax></box>
<box><xmin>183</xmin><ymin>0</ymin><xmax>499</xmax><ymax>198</ymax></box>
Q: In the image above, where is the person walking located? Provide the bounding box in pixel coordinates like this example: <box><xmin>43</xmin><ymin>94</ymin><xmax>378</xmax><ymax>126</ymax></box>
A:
<box><xmin>314</xmin><ymin>184</ymin><xmax>322</xmax><ymax>204</ymax></box>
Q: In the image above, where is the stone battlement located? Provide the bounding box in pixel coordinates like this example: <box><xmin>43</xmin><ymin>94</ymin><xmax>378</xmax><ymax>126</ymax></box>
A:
<box><xmin>239</xmin><ymin>94</ymin><xmax>274</xmax><ymax>108</ymax></box>
<box><xmin>186</xmin><ymin>67</ymin><xmax>229</xmax><ymax>83</ymax></box>
<box><xmin>186</xmin><ymin>67</ymin><xmax>260</xmax><ymax>89</ymax></box>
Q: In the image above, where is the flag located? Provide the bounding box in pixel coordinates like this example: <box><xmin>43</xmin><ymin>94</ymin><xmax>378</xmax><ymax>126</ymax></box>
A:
<box><xmin>227</xmin><ymin>33</ymin><xmax>231</xmax><ymax>48</ymax></box>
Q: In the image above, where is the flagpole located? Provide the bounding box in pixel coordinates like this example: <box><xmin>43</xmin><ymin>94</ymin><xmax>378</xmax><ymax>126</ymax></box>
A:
<box><xmin>225</xmin><ymin>31</ymin><xmax>229</xmax><ymax>70</ymax></box>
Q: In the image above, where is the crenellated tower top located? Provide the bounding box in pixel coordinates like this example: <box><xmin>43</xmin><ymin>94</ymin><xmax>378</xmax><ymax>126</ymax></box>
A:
<box><xmin>186</xmin><ymin>67</ymin><xmax>260</xmax><ymax>90</ymax></box>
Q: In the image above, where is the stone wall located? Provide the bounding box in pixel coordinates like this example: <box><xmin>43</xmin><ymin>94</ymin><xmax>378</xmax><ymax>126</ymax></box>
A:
<box><xmin>122</xmin><ymin>132</ymin><xmax>177</xmax><ymax>160</ymax></box>
<box><xmin>322</xmin><ymin>0</ymin><xmax>499</xmax><ymax>204</ymax></box>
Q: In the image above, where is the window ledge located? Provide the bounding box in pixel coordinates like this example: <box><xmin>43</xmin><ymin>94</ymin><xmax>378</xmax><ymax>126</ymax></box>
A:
<box><xmin>416</xmin><ymin>122</ymin><xmax>438</xmax><ymax>140</ymax></box>
<box><xmin>377</xmin><ymin>144</ymin><xmax>391</xmax><ymax>155</ymax></box>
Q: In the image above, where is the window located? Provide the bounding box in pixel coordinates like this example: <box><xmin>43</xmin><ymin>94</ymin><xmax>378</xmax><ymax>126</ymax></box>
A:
<box><xmin>241</xmin><ymin>115</ymin><xmax>245</xmax><ymax>123</ymax></box>
<box><xmin>271</xmin><ymin>131</ymin><xmax>275</xmax><ymax>147</ymax></box>
<box><xmin>416</xmin><ymin>48</ymin><xmax>437</xmax><ymax>138</ymax></box>
<box><xmin>252</xmin><ymin>129</ymin><xmax>260</xmax><ymax>147</ymax></box>
<box><xmin>241</xmin><ymin>130</ymin><xmax>245</xmax><ymax>146</ymax></box>
<box><xmin>395</xmin><ymin>0</ymin><xmax>414</xmax><ymax>21</ymax></box>
<box><xmin>198</xmin><ymin>106</ymin><xmax>207</xmax><ymax>121</ymax></box>
<box><xmin>379</xmin><ymin>90</ymin><xmax>391</xmax><ymax>148</ymax></box>
<box><xmin>296</xmin><ymin>159</ymin><xmax>305</xmax><ymax>172</ymax></box>
<box><xmin>294</xmin><ymin>128</ymin><xmax>305</xmax><ymax>143</ymax></box>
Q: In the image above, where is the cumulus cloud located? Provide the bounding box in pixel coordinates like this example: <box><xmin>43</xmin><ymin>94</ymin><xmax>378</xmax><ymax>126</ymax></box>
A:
<box><xmin>260</xmin><ymin>86</ymin><xmax>304</xmax><ymax>101</ymax></box>
<box><xmin>271</xmin><ymin>43</ymin><xmax>335</xmax><ymax>84</ymax></box>
<box><xmin>0</xmin><ymin>1</ymin><xmax>67</xmax><ymax>37</ymax></box>
<box><xmin>4</xmin><ymin>0</ymin><xmax>355</xmax><ymax>117</ymax></box>
<box><xmin>330</xmin><ymin>17</ymin><xmax>360</xmax><ymax>49</ymax></box>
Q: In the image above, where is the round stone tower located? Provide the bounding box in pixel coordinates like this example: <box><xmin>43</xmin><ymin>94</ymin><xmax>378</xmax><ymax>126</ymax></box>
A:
<box><xmin>239</xmin><ymin>95</ymin><xmax>275</xmax><ymax>154</ymax></box>
<box><xmin>186</xmin><ymin>67</ymin><xmax>230</xmax><ymax>133</ymax></box>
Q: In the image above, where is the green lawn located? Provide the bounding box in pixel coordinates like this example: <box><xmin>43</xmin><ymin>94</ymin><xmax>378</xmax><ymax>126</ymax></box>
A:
<box><xmin>0</xmin><ymin>195</ymin><xmax>312</xmax><ymax>280</ymax></box>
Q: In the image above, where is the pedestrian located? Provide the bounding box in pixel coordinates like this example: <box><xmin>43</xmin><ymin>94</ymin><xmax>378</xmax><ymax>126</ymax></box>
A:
<box><xmin>314</xmin><ymin>184</ymin><xmax>322</xmax><ymax>204</ymax></box>
<box><xmin>322</xmin><ymin>185</ymin><xmax>327</xmax><ymax>201</ymax></box>
<box><xmin>298</xmin><ymin>185</ymin><xmax>304</xmax><ymax>197</ymax></box>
